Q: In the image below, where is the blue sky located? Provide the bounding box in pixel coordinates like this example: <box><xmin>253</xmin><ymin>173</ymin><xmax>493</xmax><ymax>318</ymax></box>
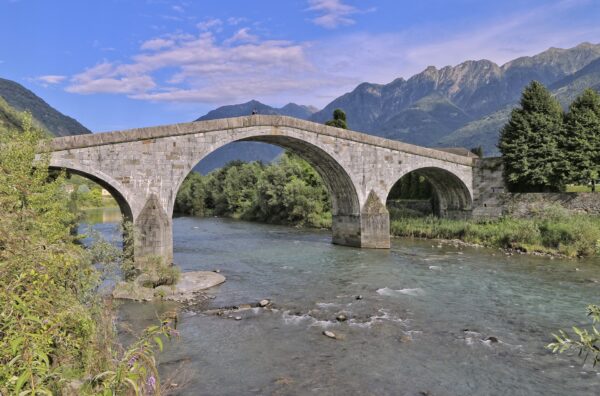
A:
<box><xmin>1</xmin><ymin>0</ymin><xmax>599</xmax><ymax>132</ymax></box>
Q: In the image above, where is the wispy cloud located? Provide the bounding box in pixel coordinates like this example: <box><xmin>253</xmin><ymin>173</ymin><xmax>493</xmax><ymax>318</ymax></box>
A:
<box><xmin>307</xmin><ymin>0</ymin><xmax>359</xmax><ymax>29</ymax></box>
<box><xmin>61</xmin><ymin>0</ymin><xmax>600</xmax><ymax>107</ymax></box>
<box><xmin>35</xmin><ymin>75</ymin><xmax>67</xmax><ymax>86</ymax></box>
<box><xmin>64</xmin><ymin>29</ymin><xmax>341</xmax><ymax>104</ymax></box>
<box><xmin>141</xmin><ymin>38</ymin><xmax>174</xmax><ymax>51</ymax></box>
<box><xmin>197</xmin><ymin>18</ymin><xmax>222</xmax><ymax>31</ymax></box>
<box><xmin>224</xmin><ymin>28</ymin><xmax>258</xmax><ymax>45</ymax></box>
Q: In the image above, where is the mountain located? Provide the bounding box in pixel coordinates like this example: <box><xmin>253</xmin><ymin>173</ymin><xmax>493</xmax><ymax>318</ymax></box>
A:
<box><xmin>194</xmin><ymin>42</ymin><xmax>600</xmax><ymax>166</ymax></box>
<box><xmin>310</xmin><ymin>42</ymin><xmax>600</xmax><ymax>155</ymax></box>
<box><xmin>0</xmin><ymin>78</ymin><xmax>90</xmax><ymax>136</ymax></box>
<box><xmin>194</xmin><ymin>100</ymin><xmax>317</xmax><ymax>173</ymax></box>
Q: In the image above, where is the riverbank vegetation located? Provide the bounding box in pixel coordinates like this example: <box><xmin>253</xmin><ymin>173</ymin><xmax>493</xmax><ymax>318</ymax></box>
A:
<box><xmin>67</xmin><ymin>175</ymin><xmax>118</xmax><ymax>210</ymax></box>
<box><xmin>175</xmin><ymin>152</ymin><xmax>332</xmax><ymax>228</ymax></box>
<box><xmin>390</xmin><ymin>207</ymin><xmax>600</xmax><ymax>258</ymax></box>
<box><xmin>0</xmin><ymin>117</ymin><xmax>174</xmax><ymax>394</ymax></box>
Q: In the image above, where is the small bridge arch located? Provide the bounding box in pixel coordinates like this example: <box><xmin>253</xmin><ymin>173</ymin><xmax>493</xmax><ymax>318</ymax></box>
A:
<box><xmin>386</xmin><ymin>166</ymin><xmax>473</xmax><ymax>219</ymax></box>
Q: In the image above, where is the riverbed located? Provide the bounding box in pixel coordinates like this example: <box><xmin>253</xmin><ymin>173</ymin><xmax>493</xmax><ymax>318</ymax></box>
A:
<box><xmin>82</xmin><ymin>208</ymin><xmax>600</xmax><ymax>395</ymax></box>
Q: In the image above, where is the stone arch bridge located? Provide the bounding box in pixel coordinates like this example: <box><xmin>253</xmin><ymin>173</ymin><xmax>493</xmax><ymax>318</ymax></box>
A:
<box><xmin>45</xmin><ymin>115</ymin><xmax>485</xmax><ymax>263</ymax></box>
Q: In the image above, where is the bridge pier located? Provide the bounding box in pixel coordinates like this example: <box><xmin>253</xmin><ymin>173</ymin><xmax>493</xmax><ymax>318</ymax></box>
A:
<box><xmin>133</xmin><ymin>194</ymin><xmax>173</xmax><ymax>265</ymax></box>
<box><xmin>332</xmin><ymin>191</ymin><xmax>391</xmax><ymax>249</ymax></box>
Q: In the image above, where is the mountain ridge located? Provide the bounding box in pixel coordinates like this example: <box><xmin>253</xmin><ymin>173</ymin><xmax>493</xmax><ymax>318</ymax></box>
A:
<box><xmin>0</xmin><ymin>78</ymin><xmax>90</xmax><ymax>137</ymax></box>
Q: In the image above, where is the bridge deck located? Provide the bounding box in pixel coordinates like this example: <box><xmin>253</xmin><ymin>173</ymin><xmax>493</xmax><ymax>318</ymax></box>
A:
<box><xmin>45</xmin><ymin>115</ymin><xmax>475</xmax><ymax>166</ymax></box>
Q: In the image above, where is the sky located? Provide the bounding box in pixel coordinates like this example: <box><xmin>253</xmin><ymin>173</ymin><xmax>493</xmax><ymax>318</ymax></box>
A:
<box><xmin>1</xmin><ymin>0</ymin><xmax>599</xmax><ymax>132</ymax></box>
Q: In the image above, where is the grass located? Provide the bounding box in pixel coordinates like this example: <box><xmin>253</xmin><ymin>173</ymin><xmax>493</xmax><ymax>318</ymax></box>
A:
<box><xmin>390</xmin><ymin>206</ymin><xmax>600</xmax><ymax>258</ymax></box>
<box><xmin>566</xmin><ymin>184</ymin><xmax>597</xmax><ymax>192</ymax></box>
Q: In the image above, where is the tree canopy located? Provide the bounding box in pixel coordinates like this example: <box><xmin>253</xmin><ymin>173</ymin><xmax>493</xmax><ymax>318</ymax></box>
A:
<box><xmin>498</xmin><ymin>81</ymin><xmax>564</xmax><ymax>192</ymax></box>
<box><xmin>325</xmin><ymin>109</ymin><xmax>348</xmax><ymax>129</ymax></box>
<box><xmin>560</xmin><ymin>88</ymin><xmax>600</xmax><ymax>191</ymax></box>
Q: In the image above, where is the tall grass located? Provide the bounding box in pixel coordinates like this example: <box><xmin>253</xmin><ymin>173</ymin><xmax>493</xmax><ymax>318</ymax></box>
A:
<box><xmin>390</xmin><ymin>206</ymin><xmax>600</xmax><ymax>257</ymax></box>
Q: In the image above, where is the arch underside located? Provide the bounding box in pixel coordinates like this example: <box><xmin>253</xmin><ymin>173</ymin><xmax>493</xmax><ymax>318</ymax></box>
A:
<box><xmin>241</xmin><ymin>135</ymin><xmax>360</xmax><ymax>217</ymax></box>
<box><xmin>49</xmin><ymin>166</ymin><xmax>133</xmax><ymax>222</ymax></box>
<box><xmin>394</xmin><ymin>167</ymin><xmax>472</xmax><ymax>219</ymax></box>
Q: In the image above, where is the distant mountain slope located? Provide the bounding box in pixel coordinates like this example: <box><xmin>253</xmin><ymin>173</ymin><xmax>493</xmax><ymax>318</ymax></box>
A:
<box><xmin>310</xmin><ymin>42</ymin><xmax>600</xmax><ymax>155</ymax></box>
<box><xmin>0</xmin><ymin>78</ymin><xmax>90</xmax><ymax>136</ymax></box>
<box><xmin>196</xmin><ymin>42</ymin><xmax>600</xmax><ymax>163</ymax></box>
<box><xmin>194</xmin><ymin>100</ymin><xmax>316</xmax><ymax>173</ymax></box>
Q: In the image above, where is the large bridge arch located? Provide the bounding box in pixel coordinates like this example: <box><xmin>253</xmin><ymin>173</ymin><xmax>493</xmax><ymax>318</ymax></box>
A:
<box><xmin>169</xmin><ymin>130</ymin><xmax>364</xmax><ymax>247</ymax></box>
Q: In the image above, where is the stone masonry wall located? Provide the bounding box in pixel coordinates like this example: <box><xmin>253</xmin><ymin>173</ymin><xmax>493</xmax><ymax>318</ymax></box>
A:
<box><xmin>472</xmin><ymin>157</ymin><xmax>600</xmax><ymax>218</ymax></box>
<box><xmin>500</xmin><ymin>193</ymin><xmax>600</xmax><ymax>217</ymax></box>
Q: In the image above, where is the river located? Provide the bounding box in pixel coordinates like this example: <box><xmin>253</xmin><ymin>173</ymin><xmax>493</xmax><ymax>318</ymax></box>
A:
<box><xmin>82</xmin><ymin>208</ymin><xmax>600</xmax><ymax>395</ymax></box>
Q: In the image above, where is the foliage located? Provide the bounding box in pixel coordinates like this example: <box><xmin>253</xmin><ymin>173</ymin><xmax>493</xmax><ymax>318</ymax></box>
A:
<box><xmin>387</xmin><ymin>172</ymin><xmax>433</xmax><ymax>200</ymax></box>
<box><xmin>389</xmin><ymin>206</ymin><xmax>600</xmax><ymax>258</ymax></box>
<box><xmin>0</xmin><ymin>114</ymin><xmax>172</xmax><ymax>394</ymax></box>
<box><xmin>175</xmin><ymin>152</ymin><xmax>332</xmax><ymax>228</ymax></box>
<box><xmin>470</xmin><ymin>146</ymin><xmax>484</xmax><ymax>158</ymax></box>
<box><xmin>67</xmin><ymin>175</ymin><xmax>118</xmax><ymax>210</ymax></box>
<box><xmin>548</xmin><ymin>305</ymin><xmax>600</xmax><ymax>367</ymax></box>
<box><xmin>325</xmin><ymin>109</ymin><xmax>348</xmax><ymax>129</ymax></box>
<box><xmin>86</xmin><ymin>315</ymin><xmax>178</xmax><ymax>395</ymax></box>
<box><xmin>559</xmin><ymin>88</ymin><xmax>600</xmax><ymax>192</ymax></box>
<box><xmin>498</xmin><ymin>81</ymin><xmax>564</xmax><ymax>192</ymax></box>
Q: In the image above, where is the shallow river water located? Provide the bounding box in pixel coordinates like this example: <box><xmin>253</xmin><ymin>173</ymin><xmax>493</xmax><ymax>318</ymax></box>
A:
<box><xmin>83</xmin><ymin>209</ymin><xmax>600</xmax><ymax>395</ymax></box>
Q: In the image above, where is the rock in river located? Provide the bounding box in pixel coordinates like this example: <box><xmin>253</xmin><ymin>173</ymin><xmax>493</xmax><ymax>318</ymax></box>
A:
<box><xmin>323</xmin><ymin>330</ymin><xmax>337</xmax><ymax>339</ymax></box>
<box><xmin>259</xmin><ymin>299</ymin><xmax>270</xmax><ymax>307</ymax></box>
<box><xmin>113</xmin><ymin>271</ymin><xmax>226</xmax><ymax>302</ymax></box>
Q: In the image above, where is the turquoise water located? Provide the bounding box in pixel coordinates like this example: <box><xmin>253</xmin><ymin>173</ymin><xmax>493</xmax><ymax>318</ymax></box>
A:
<box><xmin>84</xmin><ymin>212</ymin><xmax>600</xmax><ymax>395</ymax></box>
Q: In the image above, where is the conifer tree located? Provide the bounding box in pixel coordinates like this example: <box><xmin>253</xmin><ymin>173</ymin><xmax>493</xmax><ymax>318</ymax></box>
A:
<box><xmin>325</xmin><ymin>109</ymin><xmax>348</xmax><ymax>129</ymax></box>
<box><xmin>498</xmin><ymin>81</ymin><xmax>564</xmax><ymax>192</ymax></box>
<box><xmin>560</xmin><ymin>88</ymin><xmax>600</xmax><ymax>192</ymax></box>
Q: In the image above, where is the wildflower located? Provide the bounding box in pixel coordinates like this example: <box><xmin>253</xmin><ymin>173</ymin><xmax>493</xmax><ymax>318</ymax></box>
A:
<box><xmin>128</xmin><ymin>356</ymin><xmax>137</xmax><ymax>367</ymax></box>
<box><xmin>147</xmin><ymin>375</ymin><xmax>156</xmax><ymax>391</ymax></box>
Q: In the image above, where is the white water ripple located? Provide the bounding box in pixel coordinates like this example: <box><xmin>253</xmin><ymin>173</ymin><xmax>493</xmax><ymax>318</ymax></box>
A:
<box><xmin>377</xmin><ymin>287</ymin><xmax>425</xmax><ymax>297</ymax></box>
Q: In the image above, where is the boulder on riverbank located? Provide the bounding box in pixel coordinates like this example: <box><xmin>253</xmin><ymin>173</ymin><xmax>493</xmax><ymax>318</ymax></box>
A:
<box><xmin>112</xmin><ymin>271</ymin><xmax>226</xmax><ymax>302</ymax></box>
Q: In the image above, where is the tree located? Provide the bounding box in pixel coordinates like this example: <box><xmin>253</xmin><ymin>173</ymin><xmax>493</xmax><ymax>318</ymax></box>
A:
<box><xmin>560</xmin><ymin>88</ymin><xmax>600</xmax><ymax>192</ymax></box>
<box><xmin>325</xmin><ymin>109</ymin><xmax>348</xmax><ymax>129</ymax></box>
<box><xmin>498</xmin><ymin>81</ymin><xmax>564</xmax><ymax>192</ymax></box>
<box><xmin>470</xmin><ymin>146</ymin><xmax>483</xmax><ymax>158</ymax></box>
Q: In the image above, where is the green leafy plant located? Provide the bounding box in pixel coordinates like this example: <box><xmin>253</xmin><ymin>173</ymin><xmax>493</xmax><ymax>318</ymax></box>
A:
<box><xmin>548</xmin><ymin>305</ymin><xmax>600</xmax><ymax>367</ymax></box>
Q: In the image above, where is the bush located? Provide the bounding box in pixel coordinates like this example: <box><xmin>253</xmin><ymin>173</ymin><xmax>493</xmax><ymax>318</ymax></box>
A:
<box><xmin>0</xmin><ymin>115</ymin><xmax>174</xmax><ymax>394</ymax></box>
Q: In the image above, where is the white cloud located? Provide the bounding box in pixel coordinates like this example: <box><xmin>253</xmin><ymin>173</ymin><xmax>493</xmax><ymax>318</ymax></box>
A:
<box><xmin>307</xmin><ymin>0</ymin><xmax>359</xmax><ymax>29</ymax></box>
<box><xmin>141</xmin><ymin>38</ymin><xmax>175</xmax><ymax>51</ymax></box>
<box><xmin>197</xmin><ymin>18</ymin><xmax>222</xmax><ymax>31</ymax></box>
<box><xmin>36</xmin><ymin>75</ymin><xmax>67</xmax><ymax>85</ymax></box>
<box><xmin>224</xmin><ymin>28</ymin><xmax>258</xmax><ymax>45</ymax></box>
<box><xmin>63</xmin><ymin>0</ymin><xmax>600</xmax><ymax>107</ymax></box>
<box><xmin>227</xmin><ymin>17</ymin><xmax>246</xmax><ymax>26</ymax></box>
<box><xmin>64</xmin><ymin>31</ymin><xmax>334</xmax><ymax>103</ymax></box>
<box><xmin>66</xmin><ymin>63</ymin><xmax>156</xmax><ymax>94</ymax></box>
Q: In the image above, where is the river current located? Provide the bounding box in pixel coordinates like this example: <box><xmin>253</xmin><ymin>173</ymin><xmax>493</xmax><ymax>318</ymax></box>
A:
<box><xmin>83</xmin><ymin>208</ymin><xmax>600</xmax><ymax>395</ymax></box>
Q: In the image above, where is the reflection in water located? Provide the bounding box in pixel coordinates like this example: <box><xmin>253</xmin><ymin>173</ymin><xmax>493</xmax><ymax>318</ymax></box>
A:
<box><xmin>81</xmin><ymin>207</ymin><xmax>122</xmax><ymax>224</ymax></box>
<box><xmin>88</xmin><ymin>210</ymin><xmax>600</xmax><ymax>395</ymax></box>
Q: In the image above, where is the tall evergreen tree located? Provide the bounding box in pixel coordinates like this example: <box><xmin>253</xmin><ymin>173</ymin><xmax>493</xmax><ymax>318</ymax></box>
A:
<box><xmin>325</xmin><ymin>109</ymin><xmax>348</xmax><ymax>129</ymax></box>
<box><xmin>498</xmin><ymin>81</ymin><xmax>564</xmax><ymax>192</ymax></box>
<box><xmin>560</xmin><ymin>88</ymin><xmax>600</xmax><ymax>192</ymax></box>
